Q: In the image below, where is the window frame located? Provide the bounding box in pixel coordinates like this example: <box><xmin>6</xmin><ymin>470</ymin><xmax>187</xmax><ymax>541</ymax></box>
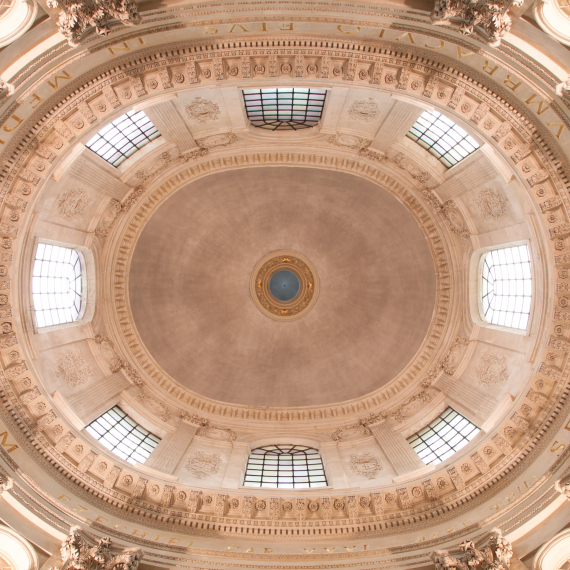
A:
<box><xmin>407</xmin><ymin>407</ymin><xmax>481</xmax><ymax>466</ymax></box>
<box><xmin>85</xmin><ymin>405</ymin><xmax>161</xmax><ymax>466</ymax></box>
<box><xmin>85</xmin><ymin>109</ymin><xmax>161</xmax><ymax>168</ymax></box>
<box><xmin>242</xmin><ymin>88</ymin><xmax>328</xmax><ymax>131</ymax></box>
<box><xmin>29</xmin><ymin>238</ymin><xmax>96</xmax><ymax>334</ymax></box>
<box><xmin>406</xmin><ymin>109</ymin><xmax>481</xmax><ymax>168</ymax></box>
<box><xmin>469</xmin><ymin>240</ymin><xmax>535</xmax><ymax>336</ymax></box>
<box><xmin>242</xmin><ymin>444</ymin><xmax>328</xmax><ymax>489</ymax></box>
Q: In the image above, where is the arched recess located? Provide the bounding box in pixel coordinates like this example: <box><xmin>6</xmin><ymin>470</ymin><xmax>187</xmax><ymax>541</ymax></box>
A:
<box><xmin>0</xmin><ymin>526</ymin><xmax>39</xmax><ymax>570</ymax></box>
<box><xmin>533</xmin><ymin>528</ymin><xmax>570</xmax><ymax>570</ymax></box>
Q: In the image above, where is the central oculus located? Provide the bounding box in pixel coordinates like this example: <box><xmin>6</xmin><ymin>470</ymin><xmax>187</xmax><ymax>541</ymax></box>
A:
<box><xmin>269</xmin><ymin>270</ymin><xmax>300</xmax><ymax>301</ymax></box>
<box><xmin>250</xmin><ymin>250</ymin><xmax>320</xmax><ymax>321</ymax></box>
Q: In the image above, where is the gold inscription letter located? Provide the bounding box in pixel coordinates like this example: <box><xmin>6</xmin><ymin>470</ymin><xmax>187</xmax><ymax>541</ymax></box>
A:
<box><xmin>2</xmin><ymin>115</ymin><xmax>23</xmax><ymax>133</ymax></box>
<box><xmin>425</xmin><ymin>40</ymin><xmax>444</xmax><ymax>49</ymax></box>
<box><xmin>264</xmin><ymin>548</ymin><xmax>274</xmax><ymax>553</ymax></box>
<box><xmin>482</xmin><ymin>60</ymin><xmax>499</xmax><ymax>75</ymax></box>
<box><xmin>57</xmin><ymin>494</ymin><xmax>71</xmax><ymax>501</ymax></box>
<box><xmin>204</xmin><ymin>27</ymin><xmax>218</xmax><ymax>34</ymax></box>
<box><xmin>396</xmin><ymin>32</ymin><xmax>415</xmax><ymax>43</ymax></box>
<box><xmin>168</xmin><ymin>538</ymin><xmax>180</xmax><ymax>544</ymax></box>
<box><xmin>457</xmin><ymin>46</ymin><xmax>474</xmax><ymax>58</ymax></box>
<box><xmin>47</xmin><ymin>70</ymin><xmax>72</xmax><ymax>90</ymax></box>
<box><xmin>245</xmin><ymin>547</ymin><xmax>255</xmax><ymax>553</ymax></box>
<box><xmin>227</xmin><ymin>546</ymin><xmax>239</xmax><ymax>551</ymax></box>
<box><xmin>280</xmin><ymin>23</ymin><xmax>294</xmax><ymax>30</ymax></box>
<box><xmin>108</xmin><ymin>42</ymin><xmax>131</xmax><ymax>56</ymax></box>
<box><xmin>551</xmin><ymin>441</ymin><xmax>565</xmax><ymax>454</ymax></box>
<box><xmin>113</xmin><ymin>525</ymin><xmax>127</xmax><ymax>530</ymax></box>
<box><xmin>94</xmin><ymin>515</ymin><xmax>107</xmax><ymax>521</ymax></box>
<box><xmin>526</xmin><ymin>93</ymin><xmax>551</xmax><ymax>115</ymax></box>
<box><xmin>132</xmin><ymin>530</ymin><xmax>148</xmax><ymax>538</ymax></box>
<box><xmin>303</xmin><ymin>549</ymin><xmax>316</xmax><ymax>553</ymax></box>
<box><xmin>337</xmin><ymin>25</ymin><xmax>360</xmax><ymax>33</ymax></box>
<box><xmin>229</xmin><ymin>23</ymin><xmax>248</xmax><ymax>32</ymax></box>
<box><xmin>73</xmin><ymin>504</ymin><xmax>88</xmax><ymax>512</ymax></box>
<box><xmin>504</xmin><ymin>74</ymin><xmax>522</xmax><ymax>92</ymax></box>
<box><xmin>29</xmin><ymin>94</ymin><xmax>43</xmax><ymax>108</ymax></box>
<box><xmin>547</xmin><ymin>123</ymin><xmax>564</xmax><ymax>139</ymax></box>
<box><xmin>0</xmin><ymin>431</ymin><xmax>18</xmax><ymax>452</ymax></box>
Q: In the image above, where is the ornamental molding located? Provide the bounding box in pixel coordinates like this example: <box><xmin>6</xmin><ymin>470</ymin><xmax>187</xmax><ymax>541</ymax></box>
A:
<box><xmin>105</xmin><ymin>149</ymin><xmax>453</xmax><ymax>423</ymax></box>
<box><xmin>0</xmin><ymin>30</ymin><xmax>567</xmax><ymax>549</ymax></box>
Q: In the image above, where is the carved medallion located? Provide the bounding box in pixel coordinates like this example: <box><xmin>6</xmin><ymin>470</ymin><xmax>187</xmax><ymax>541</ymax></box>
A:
<box><xmin>55</xmin><ymin>350</ymin><xmax>94</xmax><ymax>387</ymax></box>
<box><xmin>185</xmin><ymin>451</ymin><xmax>221</xmax><ymax>479</ymax></box>
<box><xmin>475</xmin><ymin>188</ymin><xmax>509</xmax><ymax>220</ymax></box>
<box><xmin>185</xmin><ymin>98</ymin><xmax>221</xmax><ymax>124</ymax></box>
<box><xmin>474</xmin><ymin>352</ymin><xmax>509</xmax><ymax>386</ymax></box>
<box><xmin>195</xmin><ymin>132</ymin><xmax>238</xmax><ymax>149</ymax></box>
<box><xmin>348</xmin><ymin>99</ymin><xmax>380</xmax><ymax>122</ymax></box>
<box><xmin>250</xmin><ymin>251</ymin><xmax>319</xmax><ymax>321</ymax></box>
<box><xmin>349</xmin><ymin>453</ymin><xmax>382</xmax><ymax>479</ymax></box>
<box><xmin>56</xmin><ymin>188</ymin><xmax>92</xmax><ymax>220</ymax></box>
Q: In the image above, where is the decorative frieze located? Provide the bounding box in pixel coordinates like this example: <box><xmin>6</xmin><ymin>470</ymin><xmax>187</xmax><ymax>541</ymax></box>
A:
<box><xmin>447</xmin><ymin>467</ymin><xmax>465</xmax><ymax>490</ymax></box>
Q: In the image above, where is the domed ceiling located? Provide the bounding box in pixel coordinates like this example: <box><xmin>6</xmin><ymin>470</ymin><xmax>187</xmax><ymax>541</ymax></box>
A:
<box><xmin>129</xmin><ymin>167</ymin><xmax>436</xmax><ymax>406</ymax></box>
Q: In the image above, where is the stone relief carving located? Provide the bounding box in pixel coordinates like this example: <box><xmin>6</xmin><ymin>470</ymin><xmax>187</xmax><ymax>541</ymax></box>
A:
<box><xmin>56</xmin><ymin>188</ymin><xmax>92</xmax><ymax>220</ymax></box>
<box><xmin>55</xmin><ymin>350</ymin><xmax>94</xmax><ymax>387</ymax></box>
<box><xmin>59</xmin><ymin>526</ymin><xmax>143</xmax><ymax>570</ymax></box>
<box><xmin>194</xmin><ymin>133</ymin><xmax>239</xmax><ymax>149</ymax></box>
<box><xmin>423</xmin><ymin>191</ymin><xmax>470</xmax><ymax>238</ymax></box>
<box><xmin>185</xmin><ymin>98</ymin><xmax>221</xmax><ymax>123</ymax></box>
<box><xmin>46</xmin><ymin>0</ymin><xmax>142</xmax><ymax>46</ymax></box>
<box><xmin>180</xmin><ymin>148</ymin><xmax>210</xmax><ymax>163</ymax></box>
<box><xmin>475</xmin><ymin>188</ymin><xmax>509</xmax><ymax>220</ymax></box>
<box><xmin>431</xmin><ymin>0</ymin><xmax>523</xmax><ymax>43</ymax></box>
<box><xmin>392</xmin><ymin>390</ymin><xmax>432</xmax><ymax>423</ymax></box>
<box><xmin>349</xmin><ymin>453</ymin><xmax>383</xmax><ymax>479</ymax></box>
<box><xmin>332</xmin><ymin>422</ymin><xmax>372</xmax><ymax>441</ymax></box>
<box><xmin>135</xmin><ymin>389</ymin><xmax>171</xmax><ymax>422</ymax></box>
<box><xmin>95</xmin><ymin>186</ymin><xmax>143</xmax><ymax>239</ymax></box>
<box><xmin>348</xmin><ymin>99</ymin><xmax>380</xmax><ymax>122</ymax></box>
<box><xmin>185</xmin><ymin>451</ymin><xmax>221</xmax><ymax>479</ymax></box>
<box><xmin>328</xmin><ymin>134</ymin><xmax>370</xmax><ymax>150</ymax></box>
<box><xmin>474</xmin><ymin>352</ymin><xmax>509</xmax><ymax>386</ymax></box>
<box><xmin>181</xmin><ymin>411</ymin><xmax>210</xmax><ymax>426</ymax></box>
<box><xmin>392</xmin><ymin>152</ymin><xmax>432</xmax><ymax>185</ymax></box>
<box><xmin>199</xmin><ymin>425</ymin><xmax>237</xmax><ymax>442</ymax></box>
<box><xmin>431</xmin><ymin>529</ymin><xmax>512</xmax><ymax>570</ymax></box>
<box><xmin>134</xmin><ymin>151</ymin><xmax>171</xmax><ymax>182</ymax></box>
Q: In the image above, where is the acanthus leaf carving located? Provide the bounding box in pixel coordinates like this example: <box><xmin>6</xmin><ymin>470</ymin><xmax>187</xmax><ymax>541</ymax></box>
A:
<box><xmin>59</xmin><ymin>526</ymin><xmax>143</xmax><ymax>570</ymax></box>
<box><xmin>47</xmin><ymin>0</ymin><xmax>142</xmax><ymax>46</ymax></box>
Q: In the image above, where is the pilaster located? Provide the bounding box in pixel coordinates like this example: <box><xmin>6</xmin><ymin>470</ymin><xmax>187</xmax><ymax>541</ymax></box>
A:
<box><xmin>68</xmin><ymin>149</ymin><xmax>132</xmax><ymax>201</ymax></box>
<box><xmin>144</xmin><ymin>100</ymin><xmax>198</xmax><ymax>154</ymax></box>
<box><xmin>368</xmin><ymin>100</ymin><xmax>423</xmax><ymax>153</ymax></box>
<box><xmin>144</xmin><ymin>421</ymin><xmax>198</xmax><ymax>475</ymax></box>
<box><xmin>221</xmin><ymin>441</ymin><xmax>250</xmax><ymax>488</ymax></box>
<box><xmin>320</xmin><ymin>441</ymin><xmax>349</xmax><ymax>488</ymax></box>
<box><xmin>67</xmin><ymin>372</ymin><xmax>129</xmax><ymax>424</ymax></box>
<box><xmin>368</xmin><ymin>420</ymin><xmax>425</xmax><ymax>475</ymax></box>
<box><xmin>435</xmin><ymin>373</ymin><xmax>497</xmax><ymax>427</ymax></box>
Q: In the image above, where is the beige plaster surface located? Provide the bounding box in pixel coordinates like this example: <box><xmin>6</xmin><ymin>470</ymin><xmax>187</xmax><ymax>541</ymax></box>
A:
<box><xmin>129</xmin><ymin>167</ymin><xmax>436</xmax><ymax>407</ymax></box>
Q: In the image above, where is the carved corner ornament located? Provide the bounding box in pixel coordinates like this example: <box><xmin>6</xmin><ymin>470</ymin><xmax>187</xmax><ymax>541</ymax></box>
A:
<box><xmin>430</xmin><ymin>0</ymin><xmax>524</xmax><ymax>44</ymax></box>
<box><xmin>47</xmin><ymin>0</ymin><xmax>142</xmax><ymax>46</ymax></box>
<box><xmin>59</xmin><ymin>526</ymin><xmax>143</xmax><ymax>570</ymax></box>
<box><xmin>431</xmin><ymin>528</ymin><xmax>512</xmax><ymax>570</ymax></box>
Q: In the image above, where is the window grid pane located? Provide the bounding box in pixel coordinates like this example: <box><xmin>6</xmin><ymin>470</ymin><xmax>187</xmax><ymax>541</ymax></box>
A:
<box><xmin>481</xmin><ymin>245</ymin><xmax>532</xmax><ymax>331</ymax></box>
<box><xmin>243</xmin><ymin>88</ymin><xmax>327</xmax><ymax>131</ymax></box>
<box><xmin>32</xmin><ymin>244</ymin><xmax>83</xmax><ymax>328</ymax></box>
<box><xmin>86</xmin><ymin>110</ymin><xmax>161</xmax><ymax>167</ymax></box>
<box><xmin>406</xmin><ymin>110</ymin><xmax>480</xmax><ymax>168</ymax></box>
<box><xmin>244</xmin><ymin>445</ymin><xmax>327</xmax><ymax>488</ymax></box>
<box><xmin>407</xmin><ymin>407</ymin><xmax>480</xmax><ymax>466</ymax></box>
<box><xmin>86</xmin><ymin>406</ymin><xmax>161</xmax><ymax>465</ymax></box>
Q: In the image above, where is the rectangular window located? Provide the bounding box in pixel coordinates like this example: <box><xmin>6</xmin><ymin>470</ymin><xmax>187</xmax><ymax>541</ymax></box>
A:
<box><xmin>86</xmin><ymin>406</ymin><xmax>161</xmax><ymax>465</ymax></box>
<box><xmin>407</xmin><ymin>110</ymin><xmax>480</xmax><ymax>168</ymax></box>
<box><xmin>243</xmin><ymin>88</ymin><xmax>327</xmax><ymax>131</ymax></box>
<box><xmin>86</xmin><ymin>110</ymin><xmax>160</xmax><ymax>167</ymax></box>
<box><xmin>407</xmin><ymin>407</ymin><xmax>480</xmax><ymax>465</ymax></box>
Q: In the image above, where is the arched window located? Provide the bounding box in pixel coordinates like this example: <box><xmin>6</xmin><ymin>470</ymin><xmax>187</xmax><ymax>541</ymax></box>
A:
<box><xmin>481</xmin><ymin>245</ymin><xmax>532</xmax><ymax>330</ymax></box>
<box><xmin>32</xmin><ymin>243</ymin><xmax>83</xmax><ymax>328</ymax></box>
<box><xmin>407</xmin><ymin>110</ymin><xmax>480</xmax><ymax>168</ymax></box>
<box><xmin>244</xmin><ymin>445</ymin><xmax>327</xmax><ymax>489</ymax></box>
<box><xmin>243</xmin><ymin>88</ymin><xmax>327</xmax><ymax>130</ymax></box>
